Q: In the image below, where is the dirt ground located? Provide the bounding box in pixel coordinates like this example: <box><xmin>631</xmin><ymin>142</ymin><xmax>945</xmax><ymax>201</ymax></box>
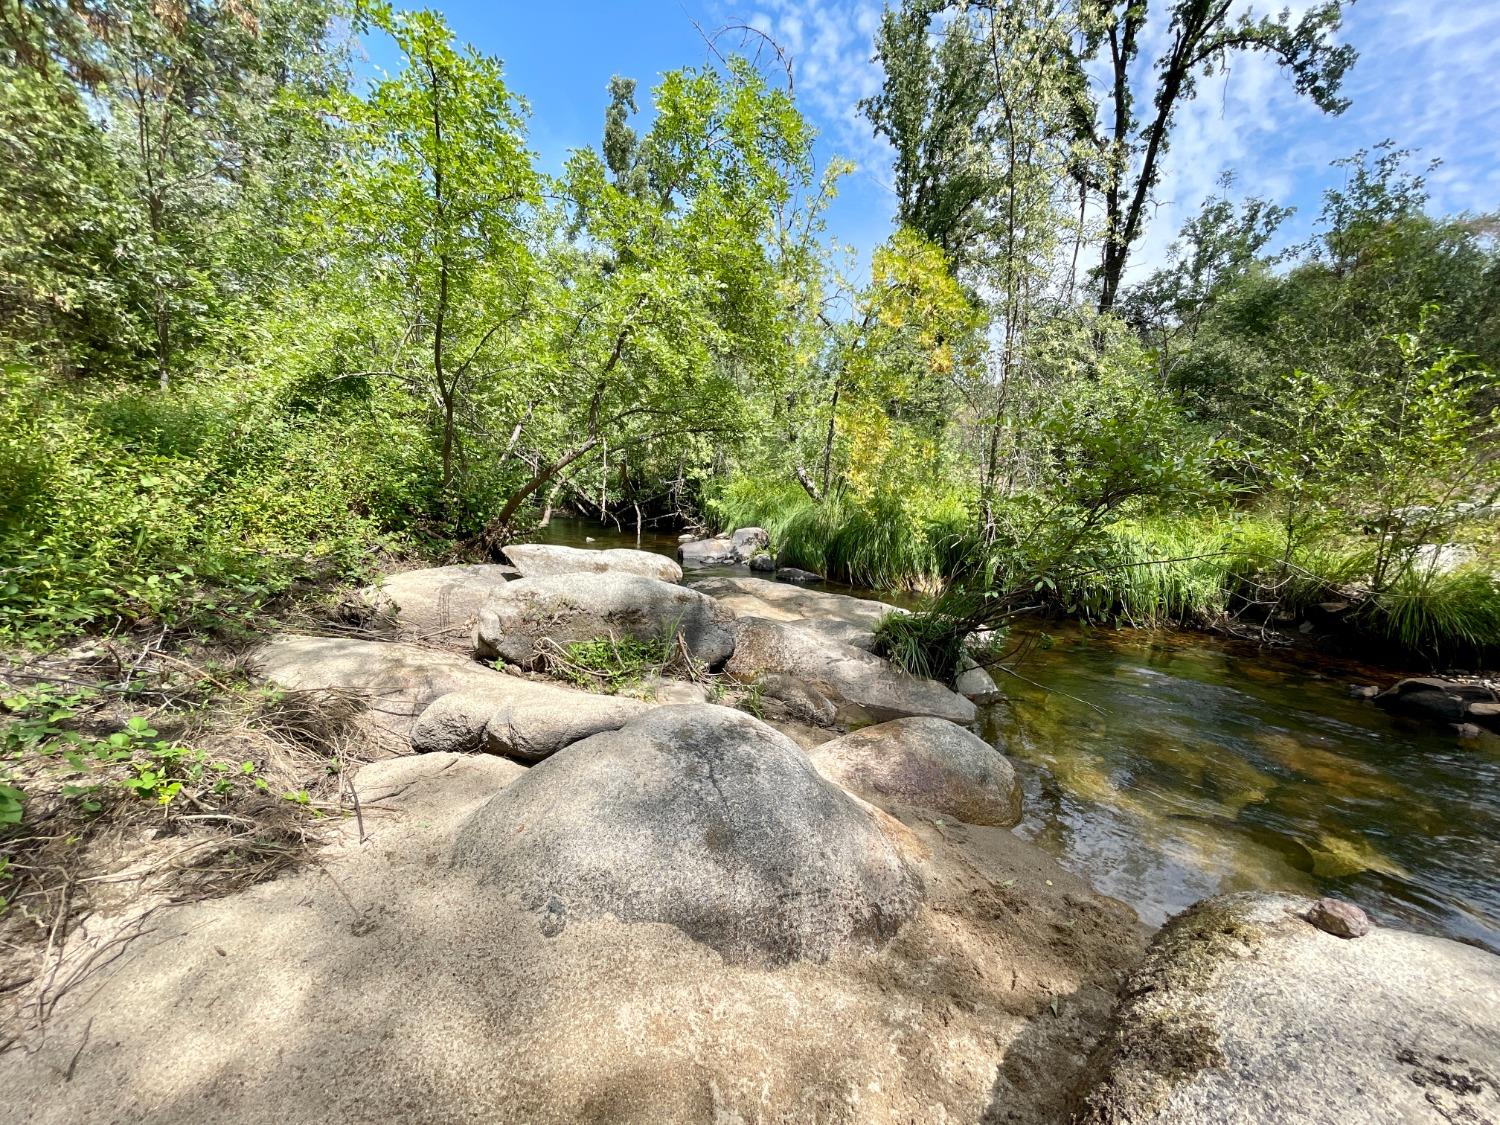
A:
<box><xmin>0</xmin><ymin>743</ymin><xmax>1148</xmax><ymax>1124</ymax></box>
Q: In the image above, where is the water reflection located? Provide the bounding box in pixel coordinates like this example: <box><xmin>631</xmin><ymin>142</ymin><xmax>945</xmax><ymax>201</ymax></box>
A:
<box><xmin>984</xmin><ymin>627</ymin><xmax>1500</xmax><ymax>951</ymax></box>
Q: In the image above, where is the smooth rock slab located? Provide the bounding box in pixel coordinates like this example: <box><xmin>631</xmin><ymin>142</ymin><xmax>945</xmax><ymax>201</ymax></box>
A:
<box><xmin>353</xmin><ymin>752</ymin><xmax>527</xmax><ymax>822</ymax></box>
<box><xmin>363</xmin><ymin>565</ymin><xmax>518</xmax><ymax>648</ymax></box>
<box><xmin>690</xmin><ymin>575</ymin><xmax>904</xmax><ymax>651</ymax></box>
<box><xmin>726</xmin><ymin>617</ymin><xmax>975</xmax><ymax>726</ymax></box>
<box><xmin>253</xmin><ymin>634</ymin><xmax>512</xmax><ymax>738</ymax></box>
<box><xmin>474</xmin><ymin>572</ymin><xmax>736</xmax><ymax>670</ymax></box>
<box><xmin>1077</xmin><ymin>892</ymin><xmax>1500</xmax><ymax>1124</ymax></box>
<box><xmin>502</xmin><ymin>543</ymin><xmax>682</xmax><ymax>583</ymax></box>
<box><xmin>809</xmin><ymin>717</ymin><xmax>1022</xmax><ymax>827</ymax></box>
<box><xmin>452</xmin><ymin>704</ymin><xmax>921</xmax><ymax>964</ymax></box>
<box><xmin>411</xmin><ymin>682</ymin><xmax>651</xmax><ymax>762</ymax></box>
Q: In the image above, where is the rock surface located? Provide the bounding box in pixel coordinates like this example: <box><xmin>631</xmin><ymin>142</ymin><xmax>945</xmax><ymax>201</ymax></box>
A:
<box><xmin>1374</xmin><ymin>675</ymin><xmax>1500</xmax><ymax>731</ymax></box>
<box><xmin>353</xmin><ymin>752</ymin><xmax>528</xmax><ymax>822</ymax></box>
<box><xmin>954</xmin><ymin>657</ymin><xmax>1003</xmax><ymax>702</ymax></box>
<box><xmin>1</xmin><ymin>735</ymin><xmax>1145</xmax><ymax>1125</ymax></box>
<box><xmin>690</xmin><ymin>575</ymin><xmax>903</xmax><ymax>650</ymax></box>
<box><xmin>731</xmin><ymin>526</ymin><xmax>769</xmax><ymax>558</ymax></box>
<box><xmin>363</xmin><ymin>564</ymin><xmax>517</xmax><ymax>648</ymax></box>
<box><xmin>1078</xmin><ymin>892</ymin><xmax>1500</xmax><ymax>1124</ymax></box>
<box><xmin>809</xmin><ymin>717</ymin><xmax>1022</xmax><ymax>827</ymax></box>
<box><xmin>502</xmin><ymin>543</ymin><xmax>682</xmax><ymax>583</ymax></box>
<box><xmin>253</xmin><ymin>634</ymin><xmax>510</xmax><ymax>740</ymax></box>
<box><xmin>1305</xmin><ymin>896</ymin><xmax>1370</xmax><ymax>938</ymax></box>
<box><xmin>411</xmin><ymin>681</ymin><xmax>650</xmax><ymax>762</ymax></box>
<box><xmin>777</xmin><ymin>567</ymin><xmax>823</xmax><ymax>583</ymax></box>
<box><xmin>474</xmin><ymin>572</ymin><xmax>735</xmax><ymax>670</ymax></box>
<box><xmin>677</xmin><ymin>536</ymin><xmax>739</xmax><ymax>566</ymax></box>
<box><xmin>678</xmin><ymin>526</ymin><xmax>775</xmax><ymax>568</ymax></box>
<box><xmin>726</xmin><ymin>616</ymin><xmax>975</xmax><ymax>726</ymax></box>
<box><xmin>453</xmin><ymin>705</ymin><xmax>921</xmax><ymax>963</ymax></box>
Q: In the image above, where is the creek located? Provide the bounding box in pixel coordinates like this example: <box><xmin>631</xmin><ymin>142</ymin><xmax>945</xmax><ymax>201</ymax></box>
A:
<box><xmin>532</xmin><ymin>517</ymin><xmax>1500</xmax><ymax>952</ymax></box>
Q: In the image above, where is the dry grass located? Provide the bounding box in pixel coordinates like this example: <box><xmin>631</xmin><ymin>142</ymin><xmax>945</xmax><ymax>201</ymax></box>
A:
<box><xmin>0</xmin><ymin>640</ymin><xmax>375</xmax><ymax>1051</ymax></box>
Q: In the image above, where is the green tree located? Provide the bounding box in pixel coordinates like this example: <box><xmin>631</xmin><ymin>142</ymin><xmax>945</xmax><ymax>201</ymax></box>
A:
<box><xmin>1070</xmin><ymin>0</ymin><xmax>1356</xmax><ymax>311</ymax></box>
<box><xmin>486</xmin><ymin>59</ymin><xmax>817</xmax><ymax>534</ymax></box>
<box><xmin>322</xmin><ymin>5</ymin><xmax>541</xmax><ymax>503</ymax></box>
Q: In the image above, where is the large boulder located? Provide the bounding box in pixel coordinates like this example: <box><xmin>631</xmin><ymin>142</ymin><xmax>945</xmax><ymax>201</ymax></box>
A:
<box><xmin>677</xmin><ymin>536</ymin><xmax>740</xmax><ymax>567</ymax></box>
<box><xmin>1078</xmin><ymin>892</ymin><xmax>1500</xmax><ymax>1124</ymax></box>
<box><xmin>689</xmin><ymin>575</ymin><xmax>902</xmax><ymax>650</ymax></box>
<box><xmin>411</xmin><ymin>681</ymin><xmax>650</xmax><ymax>762</ymax></box>
<box><xmin>253</xmin><ymin>634</ymin><xmax>510</xmax><ymax>739</ymax></box>
<box><xmin>678</xmin><ymin>527</ymin><xmax>774</xmax><ymax>568</ymax></box>
<box><xmin>474</xmin><ymin>573</ymin><xmax>735</xmax><ymax>670</ymax></box>
<box><xmin>726</xmin><ymin>617</ymin><xmax>975</xmax><ymax>727</ymax></box>
<box><xmin>809</xmin><ymin>717</ymin><xmax>1022</xmax><ymax>827</ymax></box>
<box><xmin>731</xmin><ymin>526</ymin><xmax>769</xmax><ymax>558</ymax></box>
<box><xmin>502</xmin><ymin>543</ymin><xmax>681</xmax><ymax>583</ymax></box>
<box><xmin>363</xmin><ymin>564</ymin><xmax>517</xmax><ymax>648</ymax></box>
<box><xmin>452</xmin><ymin>704</ymin><xmax>921</xmax><ymax>964</ymax></box>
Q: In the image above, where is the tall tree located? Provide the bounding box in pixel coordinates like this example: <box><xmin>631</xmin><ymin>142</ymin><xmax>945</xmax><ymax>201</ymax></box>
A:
<box><xmin>1071</xmin><ymin>0</ymin><xmax>1356</xmax><ymax>312</ymax></box>
<box><xmin>322</xmin><ymin>5</ymin><xmax>541</xmax><ymax>500</ymax></box>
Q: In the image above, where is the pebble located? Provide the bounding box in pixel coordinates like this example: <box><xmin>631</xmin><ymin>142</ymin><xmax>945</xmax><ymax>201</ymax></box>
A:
<box><xmin>1306</xmin><ymin>897</ymin><xmax>1371</xmax><ymax>939</ymax></box>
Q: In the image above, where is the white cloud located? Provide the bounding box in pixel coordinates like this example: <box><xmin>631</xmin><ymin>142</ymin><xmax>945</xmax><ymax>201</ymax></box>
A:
<box><xmin>715</xmin><ymin>0</ymin><xmax>1500</xmax><ymax>285</ymax></box>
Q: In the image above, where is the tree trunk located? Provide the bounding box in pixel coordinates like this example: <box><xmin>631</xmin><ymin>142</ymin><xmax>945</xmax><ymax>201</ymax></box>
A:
<box><xmin>489</xmin><ymin>437</ymin><xmax>602</xmax><ymax>533</ymax></box>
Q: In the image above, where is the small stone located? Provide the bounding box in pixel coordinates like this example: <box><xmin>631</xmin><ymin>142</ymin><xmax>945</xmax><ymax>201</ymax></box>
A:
<box><xmin>1306</xmin><ymin>897</ymin><xmax>1371</xmax><ymax>939</ymax></box>
<box><xmin>748</xmin><ymin>552</ymin><xmax>776</xmax><ymax>572</ymax></box>
<box><xmin>1348</xmin><ymin>684</ymin><xmax>1380</xmax><ymax>701</ymax></box>
<box><xmin>1454</xmin><ymin>722</ymin><xmax>1485</xmax><ymax>740</ymax></box>
<box><xmin>775</xmin><ymin>567</ymin><xmax>823</xmax><ymax>584</ymax></box>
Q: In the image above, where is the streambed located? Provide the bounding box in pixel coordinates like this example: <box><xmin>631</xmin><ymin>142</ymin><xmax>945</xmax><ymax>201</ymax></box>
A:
<box><xmin>533</xmin><ymin>518</ymin><xmax>1500</xmax><ymax>952</ymax></box>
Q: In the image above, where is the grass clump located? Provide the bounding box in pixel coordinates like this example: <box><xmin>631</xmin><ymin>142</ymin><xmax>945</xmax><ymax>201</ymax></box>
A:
<box><xmin>536</xmin><ymin>630</ymin><xmax>713</xmax><ymax>695</ymax></box>
<box><xmin>709</xmin><ymin>478</ymin><xmax>977</xmax><ymax>590</ymax></box>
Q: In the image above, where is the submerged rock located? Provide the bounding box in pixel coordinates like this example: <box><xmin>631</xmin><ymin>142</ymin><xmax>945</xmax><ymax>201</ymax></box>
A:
<box><xmin>1375</xmin><ymin>676</ymin><xmax>1499</xmax><ymax>729</ymax></box>
<box><xmin>411</xmin><ymin>681</ymin><xmax>650</xmax><ymax>762</ymax></box>
<box><xmin>474</xmin><ymin>572</ymin><xmax>735</xmax><ymax>670</ymax></box>
<box><xmin>452</xmin><ymin>704</ymin><xmax>921</xmax><ymax>964</ymax></box>
<box><xmin>502</xmin><ymin>543</ymin><xmax>682</xmax><ymax>583</ymax></box>
<box><xmin>726</xmin><ymin>617</ymin><xmax>975</xmax><ymax>726</ymax></box>
<box><xmin>362</xmin><ymin>564</ymin><xmax>518</xmax><ymax>648</ymax></box>
<box><xmin>1077</xmin><ymin>892</ymin><xmax>1500</xmax><ymax>1124</ymax></box>
<box><xmin>809</xmin><ymin>717</ymin><xmax>1022</xmax><ymax>827</ymax></box>
<box><xmin>776</xmin><ymin>567</ymin><xmax>823</xmax><ymax>583</ymax></box>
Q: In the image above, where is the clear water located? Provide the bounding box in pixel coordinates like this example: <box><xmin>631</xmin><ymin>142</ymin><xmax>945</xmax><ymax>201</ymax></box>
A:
<box><xmin>530</xmin><ymin>518</ymin><xmax>1500</xmax><ymax>951</ymax></box>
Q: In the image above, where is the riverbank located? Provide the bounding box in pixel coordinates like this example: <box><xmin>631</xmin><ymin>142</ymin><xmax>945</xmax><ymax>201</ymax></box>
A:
<box><xmin>2</xmin><ymin>543</ymin><xmax>1498</xmax><ymax>1123</ymax></box>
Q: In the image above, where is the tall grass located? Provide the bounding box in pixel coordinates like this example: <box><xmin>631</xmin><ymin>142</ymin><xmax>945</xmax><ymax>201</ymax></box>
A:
<box><xmin>708</xmin><ymin>479</ymin><xmax>976</xmax><ymax>590</ymax></box>
<box><xmin>1364</xmin><ymin>568</ymin><xmax>1500</xmax><ymax>663</ymax></box>
<box><xmin>710</xmin><ymin>477</ymin><xmax>1500</xmax><ymax>665</ymax></box>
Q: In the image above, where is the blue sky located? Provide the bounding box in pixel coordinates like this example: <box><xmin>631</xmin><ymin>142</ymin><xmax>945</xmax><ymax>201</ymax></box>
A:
<box><xmin>359</xmin><ymin>1</ymin><xmax>1500</xmax><ymax>284</ymax></box>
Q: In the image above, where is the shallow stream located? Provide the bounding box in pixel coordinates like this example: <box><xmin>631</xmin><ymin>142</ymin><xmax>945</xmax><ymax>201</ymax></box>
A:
<box><xmin>533</xmin><ymin>518</ymin><xmax>1500</xmax><ymax>952</ymax></box>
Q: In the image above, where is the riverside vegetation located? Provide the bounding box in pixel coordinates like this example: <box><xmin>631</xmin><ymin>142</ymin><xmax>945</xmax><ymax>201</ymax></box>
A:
<box><xmin>2</xmin><ymin>3</ymin><xmax>1500</xmax><ymax>1119</ymax></box>
<box><xmin>1</xmin><ymin>1</ymin><xmax>1496</xmax><ymax>668</ymax></box>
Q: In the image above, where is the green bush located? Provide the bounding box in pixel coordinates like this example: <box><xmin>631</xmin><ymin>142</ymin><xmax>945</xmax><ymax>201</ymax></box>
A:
<box><xmin>0</xmin><ymin>364</ymin><xmax>447</xmax><ymax>643</ymax></box>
